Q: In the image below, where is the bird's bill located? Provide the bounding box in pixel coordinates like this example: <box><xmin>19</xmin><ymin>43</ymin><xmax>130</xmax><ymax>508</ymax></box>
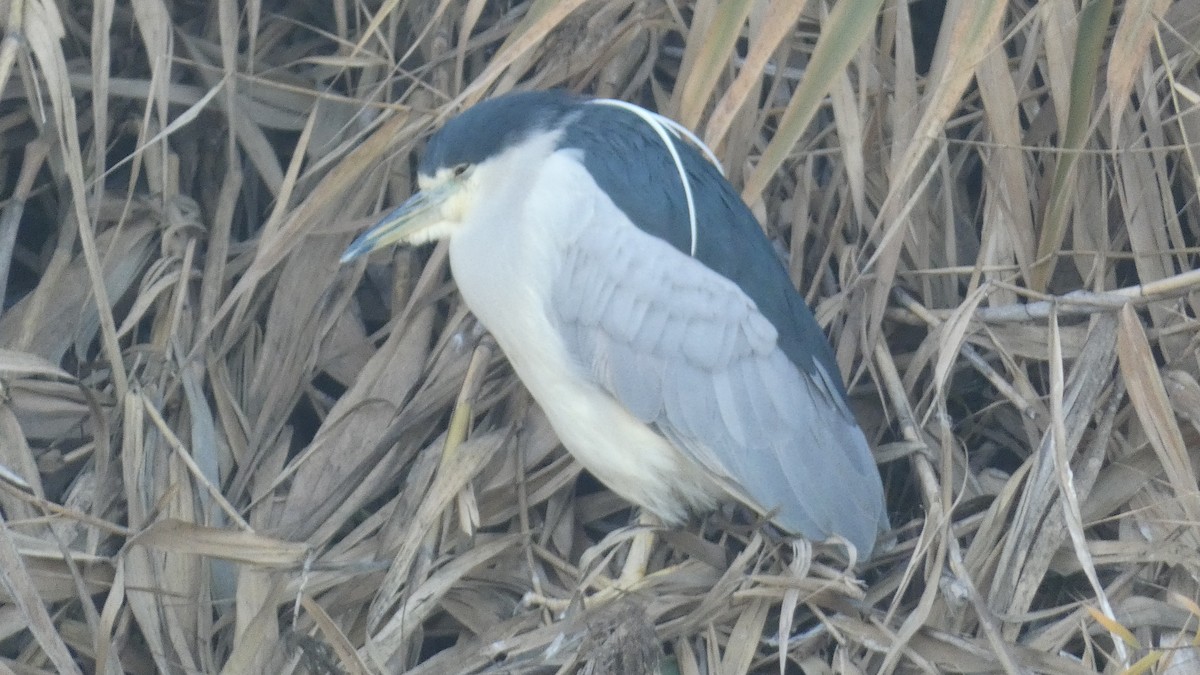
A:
<box><xmin>340</xmin><ymin>183</ymin><xmax>457</xmax><ymax>262</ymax></box>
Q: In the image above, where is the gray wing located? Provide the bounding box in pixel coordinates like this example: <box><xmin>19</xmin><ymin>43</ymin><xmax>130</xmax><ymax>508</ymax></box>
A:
<box><xmin>551</xmin><ymin>223</ymin><xmax>886</xmax><ymax>556</ymax></box>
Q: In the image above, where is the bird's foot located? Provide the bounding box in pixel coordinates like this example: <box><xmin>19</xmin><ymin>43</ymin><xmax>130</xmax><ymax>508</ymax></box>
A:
<box><xmin>523</xmin><ymin>513</ymin><xmax>661</xmax><ymax>614</ymax></box>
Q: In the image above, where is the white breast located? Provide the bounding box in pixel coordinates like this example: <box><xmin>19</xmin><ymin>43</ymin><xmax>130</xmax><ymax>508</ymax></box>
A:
<box><xmin>447</xmin><ymin>150</ymin><xmax>722</xmax><ymax>523</ymax></box>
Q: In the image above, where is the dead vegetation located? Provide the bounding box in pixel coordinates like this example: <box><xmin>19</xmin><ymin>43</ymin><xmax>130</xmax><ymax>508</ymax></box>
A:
<box><xmin>1</xmin><ymin>0</ymin><xmax>1200</xmax><ymax>672</ymax></box>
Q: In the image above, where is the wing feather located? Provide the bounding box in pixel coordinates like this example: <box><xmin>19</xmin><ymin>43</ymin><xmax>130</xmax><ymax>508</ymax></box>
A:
<box><xmin>607</xmin><ymin>340</ymin><xmax>663</xmax><ymax>422</ymax></box>
<box><xmin>550</xmin><ymin>219</ymin><xmax>886</xmax><ymax>556</ymax></box>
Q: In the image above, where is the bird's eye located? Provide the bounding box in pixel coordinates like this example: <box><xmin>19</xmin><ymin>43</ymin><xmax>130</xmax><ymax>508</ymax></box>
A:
<box><xmin>452</xmin><ymin>164</ymin><xmax>469</xmax><ymax>178</ymax></box>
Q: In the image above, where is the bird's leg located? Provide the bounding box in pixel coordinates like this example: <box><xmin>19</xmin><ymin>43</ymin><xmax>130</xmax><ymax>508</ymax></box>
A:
<box><xmin>523</xmin><ymin>512</ymin><xmax>661</xmax><ymax>614</ymax></box>
<box><xmin>615</xmin><ymin>511</ymin><xmax>658</xmax><ymax>588</ymax></box>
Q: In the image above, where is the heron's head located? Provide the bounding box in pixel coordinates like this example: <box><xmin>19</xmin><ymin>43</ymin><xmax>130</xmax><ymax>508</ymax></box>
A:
<box><xmin>340</xmin><ymin>92</ymin><xmax>580</xmax><ymax>262</ymax></box>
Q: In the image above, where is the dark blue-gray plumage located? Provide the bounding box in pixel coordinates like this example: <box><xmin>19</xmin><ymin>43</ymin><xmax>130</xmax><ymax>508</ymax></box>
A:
<box><xmin>343</xmin><ymin>90</ymin><xmax>889</xmax><ymax>559</ymax></box>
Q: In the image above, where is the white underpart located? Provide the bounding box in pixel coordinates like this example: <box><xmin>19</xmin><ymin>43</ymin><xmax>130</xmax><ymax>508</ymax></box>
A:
<box><xmin>447</xmin><ymin>133</ymin><xmax>723</xmax><ymax>521</ymax></box>
<box><xmin>589</xmin><ymin>99</ymin><xmax>724</xmax><ymax>258</ymax></box>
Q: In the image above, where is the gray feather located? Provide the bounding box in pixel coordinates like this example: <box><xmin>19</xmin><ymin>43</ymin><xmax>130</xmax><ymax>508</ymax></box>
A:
<box><xmin>550</xmin><ymin>221</ymin><xmax>887</xmax><ymax>556</ymax></box>
<box><xmin>607</xmin><ymin>341</ymin><xmax>663</xmax><ymax>422</ymax></box>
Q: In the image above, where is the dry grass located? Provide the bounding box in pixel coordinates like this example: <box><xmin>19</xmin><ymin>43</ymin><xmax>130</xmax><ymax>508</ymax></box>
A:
<box><xmin>1</xmin><ymin>0</ymin><xmax>1199</xmax><ymax>672</ymax></box>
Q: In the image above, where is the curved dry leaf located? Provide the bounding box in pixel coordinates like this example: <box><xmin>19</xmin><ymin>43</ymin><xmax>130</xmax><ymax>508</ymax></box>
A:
<box><xmin>1107</xmin><ymin>0</ymin><xmax>1173</xmax><ymax>135</ymax></box>
<box><xmin>1116</xmin><ymin>305</ymin><xmax>1200</xmax><ymax>523</ymax></box>
<box><xmin>129</xmin><ymin>518</ymin><xmax>309</xmax><ymax>567</ymax></box>
<box><xmin>0</xmin><ymin>349</ymin><xmax>73</xmax><ymax>380</ymax></box>
<box><xmin>742</xmin><ymin>0</ymin><xmax>888</xmax><ymax>202</ymax></box>
<box><xmin>705</xmin><ymin>0</ymin><xmax>806</xmax><ymax>148</ymax></box>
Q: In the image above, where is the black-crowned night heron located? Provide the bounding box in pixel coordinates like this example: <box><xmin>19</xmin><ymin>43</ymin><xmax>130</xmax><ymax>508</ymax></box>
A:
<box><xmin>343</xmin><ymin>90</ymin><xmax>889</xmax><ymax>559</ymax></box>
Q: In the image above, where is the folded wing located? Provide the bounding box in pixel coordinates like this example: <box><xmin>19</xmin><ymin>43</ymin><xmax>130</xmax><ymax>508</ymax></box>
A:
<box><xmin>550</xmin><ymin>222</ymin><xmax>887</xmax><ymax>557</ymax></box>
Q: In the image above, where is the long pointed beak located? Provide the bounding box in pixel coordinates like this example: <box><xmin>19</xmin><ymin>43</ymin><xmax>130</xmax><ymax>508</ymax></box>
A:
<box><xmin>340</xmin><ymin>183</ymin><xmax>456</xmax><ymax>262</ymax></box>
